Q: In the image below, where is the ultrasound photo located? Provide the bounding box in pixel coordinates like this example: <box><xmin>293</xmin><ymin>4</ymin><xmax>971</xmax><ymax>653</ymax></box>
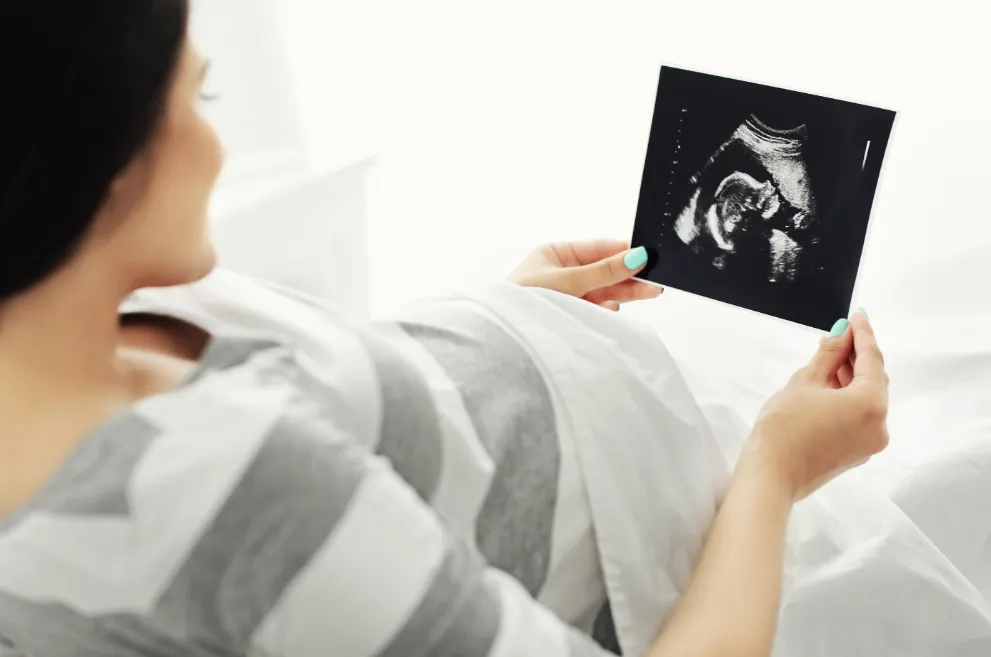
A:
<box><xmin>631</xmin><ymin>67</ymin><xmax>895</xmax><ymax>331</ymax></box>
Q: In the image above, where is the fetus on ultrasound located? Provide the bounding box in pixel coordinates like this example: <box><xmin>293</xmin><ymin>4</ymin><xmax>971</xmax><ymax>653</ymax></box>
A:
<box><xmin>673</xmin><ymin>117</ymin><xmax>820</xmax><ymax>283</ymax></box>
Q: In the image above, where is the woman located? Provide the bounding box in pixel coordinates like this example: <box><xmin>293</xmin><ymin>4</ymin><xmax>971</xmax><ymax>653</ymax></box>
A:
<box><xmin>0</xmin><ymin>2</ymin><xmax>888</xmax><ymax>656</ymax></box>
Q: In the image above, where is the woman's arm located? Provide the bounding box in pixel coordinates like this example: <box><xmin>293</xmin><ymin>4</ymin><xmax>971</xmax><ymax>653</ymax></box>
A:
<box><xmin>647</xmin><ymin>452</ymin><xmax>793</xmax><ymax>657</ymax></box>
<box><xmin>646</xmin><ymin>310</ymin><xmax>889</xmax><ymax>657</ymax></box>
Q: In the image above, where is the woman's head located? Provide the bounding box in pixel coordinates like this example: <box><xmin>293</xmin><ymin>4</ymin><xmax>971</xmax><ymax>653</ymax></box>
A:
<box><xmin>0</xmin><ymin>0</ymin><xmax>223</xmax><ymax>301</ymax></box>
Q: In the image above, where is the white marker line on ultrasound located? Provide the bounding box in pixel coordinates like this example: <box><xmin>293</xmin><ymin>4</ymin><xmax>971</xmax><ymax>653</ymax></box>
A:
<box><xmin>862</xmin><ymin>141</ymin><xmax>871</xmax><ymax>170</ymax></box>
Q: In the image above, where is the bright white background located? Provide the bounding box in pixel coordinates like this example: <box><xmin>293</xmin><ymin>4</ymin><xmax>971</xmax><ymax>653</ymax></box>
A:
<box><xmin>191</xmin><ymin>0</ymin><xmax>991</xmax><ymax>459</ymax></box>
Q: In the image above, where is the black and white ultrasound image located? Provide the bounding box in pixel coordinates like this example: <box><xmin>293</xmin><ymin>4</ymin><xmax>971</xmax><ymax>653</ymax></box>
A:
<box><xmin>631</xmin><ymin>67</ymin><xmax>895</xmax><ymax>331</ymax></box>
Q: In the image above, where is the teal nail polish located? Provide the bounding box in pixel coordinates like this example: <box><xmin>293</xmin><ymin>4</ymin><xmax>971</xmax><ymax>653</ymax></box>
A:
<box><xmin>828</xmin><ymin>318</ymin><xmax>849</xmax><ymax>338</ymax></box>
<box><xmin>624</xmin><ymin>246</ymin><xmax>648</xmax><ymax>270</ymax></box>
<box><xmin>858</xmin><ymin>307</ymin><xmax>869</xmax><ymax>319</ymax></box>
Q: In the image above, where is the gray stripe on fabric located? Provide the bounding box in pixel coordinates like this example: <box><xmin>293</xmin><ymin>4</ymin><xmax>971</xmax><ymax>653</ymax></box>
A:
<box><xmin>0</xmin><ymin>635</ymin><xmax>27</xmax><ymax>657</ymax></box>
<box><xmin>8</xmin><ymin>338</ymin><xmax>281</xmax><ymax>525</ymax></box>
<box><xmin>0</xmin><ymin>593</ymin><xmax>192</xmax><ymax>657</ymax></box>
<box><xmin>148</xmin><ymin>415</ymin><xmax>367</xmax><ymax>654</ymax></box>
<box><xmin>357</xmin><ymin>330</ymin><xmax>444</xmax><ymax>503</ymax></box>
<box><xmin>238</xmin><ymin>343</ymin><xmax>378</xmax><ymax>449</ymax></box>
<box><xmin>400</xmin><ymin>315</ymin><xmax>560</xmax><ymax>597</ymax></box>
<box><xmin>0</xmin><ymin>379</ymin><xmax>367</xmax><ymax>657</ymax></box>
<box><xmin>27</xmin><ymin>414</ymin><xmax>158</xmax><ymax>517</ymax></box>
<box><xmin>242</xmin><ymin>347</ymin><xmax>374</xmax><ymax>453</ymax></box>
<box><xmin>375</xmin><ymin>540</ymin><xmax>502</xmax><ymax>657</ymax></box>
<box><xmin>568</xmin><ymin>628</ymin><xmax>613</xmax><ymax>657</ymax></box>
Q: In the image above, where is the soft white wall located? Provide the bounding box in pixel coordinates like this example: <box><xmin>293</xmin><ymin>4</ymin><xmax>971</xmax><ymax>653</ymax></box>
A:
<box><xmin>274</xmin><ymin>1</ymin><xmax>390</xmax><ymax>174</ymax></box>
<box><xmin>211</xmin><ymin>160</ymin><xmax>374</xmax><ymax>317</ymax></box>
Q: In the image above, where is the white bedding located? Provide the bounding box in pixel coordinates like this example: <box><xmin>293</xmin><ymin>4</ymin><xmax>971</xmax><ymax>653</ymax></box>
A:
<box><xmin>461</xmin><ymin>276</ymin><xmax>991</xmax><ymax>656</ymax></box>
<box><xmin>618</xmin><ymin>241</ymin><xmax>991</xmax><ymax>655</ymax></box>
<box><xmin>687</xmin><ymin>352</ymin><xmax>991</xmax><ymax>656</ymax></box>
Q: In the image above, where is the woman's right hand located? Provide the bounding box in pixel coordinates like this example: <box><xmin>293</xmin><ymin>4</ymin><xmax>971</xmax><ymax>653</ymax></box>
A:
<box><xmin>743</xmin><ymin>309</ymin><xmax>889</xmax><ymax>501</ymax></box>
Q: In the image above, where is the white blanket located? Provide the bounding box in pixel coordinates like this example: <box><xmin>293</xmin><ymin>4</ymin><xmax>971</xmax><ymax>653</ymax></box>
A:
<box><xmin>686</xmin><ymin>355</ymin><xmax>991</xmax><ymax>656</ymax></box>
<box><xmin>618</xmin><ymin>252</ymin><xmax>991</xmax><ymax>656</ymax></box>
<box><xmin>478</xmin><ymin>282</ymin><xmax>991</xmax><ymax>656</ymax></box>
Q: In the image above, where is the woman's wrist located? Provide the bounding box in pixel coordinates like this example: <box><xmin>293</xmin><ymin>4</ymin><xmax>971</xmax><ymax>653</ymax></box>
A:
<box><xmin>734</xmin><ymin>433</ymin><xmax>800</xmax><ymax>505</ymax></box>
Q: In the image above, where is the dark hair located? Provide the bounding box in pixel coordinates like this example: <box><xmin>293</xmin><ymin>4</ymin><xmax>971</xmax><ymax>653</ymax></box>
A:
<box><xmin>0</xmin><ymin>0</ymin><xmax>189</xmax><ymax>300</ymax></box>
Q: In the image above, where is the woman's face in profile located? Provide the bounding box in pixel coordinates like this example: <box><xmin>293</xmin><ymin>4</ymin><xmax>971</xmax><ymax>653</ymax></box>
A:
<box><xmin>95</xmin><ymin>39</ymin><xmax>225</xmax><ymax>288</ymax></box>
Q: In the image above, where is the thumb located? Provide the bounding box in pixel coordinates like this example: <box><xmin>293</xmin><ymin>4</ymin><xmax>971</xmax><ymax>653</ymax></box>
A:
<box><xmin>564</xmin><ymin>246</ymin><xmax>648</xmax><ymax>296</ymax></box>
<box><xmin>806</xmin><ymin>317</ymin><xmax>854</xmax><ymax>382</ymax></box>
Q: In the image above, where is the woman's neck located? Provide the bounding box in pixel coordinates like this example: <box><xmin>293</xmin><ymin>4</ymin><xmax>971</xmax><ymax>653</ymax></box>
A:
<box><xmin>0</xmin><ymin>263</ymin><xmax>143</xmax><ymax>517</ymax></box>
<box><xmin>0</xmin><ymin>262</ymin><xmax>134</xmax><ymax>408</ymax></box>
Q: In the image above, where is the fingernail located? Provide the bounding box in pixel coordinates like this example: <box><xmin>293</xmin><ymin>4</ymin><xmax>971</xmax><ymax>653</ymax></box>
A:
<box><xmin>828</xmin><ymin>318</ymin><xmax>849</xmax><ymax>338</ymax></box>
<box><xmin>624</xmin><ymin>246</ymin><xmax>648</xmax><ymax>270</ymax></box>
<box><xmin>858</xmin><ymin>307</ymin><xmax>869</xmax><ymax>320</ymax></box>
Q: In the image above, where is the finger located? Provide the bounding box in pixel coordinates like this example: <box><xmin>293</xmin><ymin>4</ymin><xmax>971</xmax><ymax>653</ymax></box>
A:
<box><xmin>559</xmin><ymin>239</ymin><xmax>631</xmax><ymax>266</ymax></box>
<box><xmin>849</xmin><ymin>309</ymin><xmax>886</xmax><ymax>385</ymax></box>
<box><xmin>599</xmin><ymin>300</ymin><xmax>621</xmax><ymax>312</ymax></box>
<box><xmin>806</xmin><ymin>317</ymin><xmax>854</xmax><ymax>382</ymax></box>
<box><xmin>566</xmin><ymin>245</ymin><xmax>649</xmax><ymax>295</ymax></box>
<box><xmin>826</xmin><ymin>354</ymin><xmax>854</xmax><ymax>389</ymax></box>
<box><xmin>837</xmin><ymin>360</ymin><xmax>854</xmax><ymax>387</ymax></box>
<box><xmin>585</xmin><ymin>279</ymin><xmax>664</xmax><ymax>304</ymax></box>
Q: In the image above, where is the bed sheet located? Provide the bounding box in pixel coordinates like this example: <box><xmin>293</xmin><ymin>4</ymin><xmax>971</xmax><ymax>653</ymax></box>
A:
<box><xmin>622</xmin><ymin>236</ymin><xmax>991</xmax><ymax>655</ymax></box>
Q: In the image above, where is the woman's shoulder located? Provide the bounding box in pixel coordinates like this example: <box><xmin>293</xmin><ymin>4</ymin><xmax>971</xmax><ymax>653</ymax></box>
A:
<box><xmin>2</xmin><ymin>331</ymin><xmax>380</xmax><ymax>534</ymax></box>
<box><xmin>0</xmin><ymin>350</ymin><xmax>389</xmax><ymax>656</ymax></box>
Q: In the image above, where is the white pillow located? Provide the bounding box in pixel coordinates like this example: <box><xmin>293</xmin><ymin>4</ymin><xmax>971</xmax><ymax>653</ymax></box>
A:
<box><xmin>210</xmin><ymin>159</ymin><xmax>375</xmax><ymax>318</ymax></box>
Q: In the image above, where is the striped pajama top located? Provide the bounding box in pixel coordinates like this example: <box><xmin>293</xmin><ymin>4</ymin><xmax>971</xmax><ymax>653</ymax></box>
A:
<box><xmin>0</xmin><ymin>269</ymin><xmax>730</xmax><ymax>657</ymax></box>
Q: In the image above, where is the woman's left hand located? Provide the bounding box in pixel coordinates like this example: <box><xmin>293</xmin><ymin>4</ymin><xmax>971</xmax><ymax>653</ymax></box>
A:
<box><xmin>509</xmin><ymin>240</ymin><xmax>663</xmax><ymax>311</ymax></box>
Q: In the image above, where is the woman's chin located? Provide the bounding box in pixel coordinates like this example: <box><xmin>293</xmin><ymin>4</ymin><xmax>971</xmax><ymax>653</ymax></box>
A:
<box><xmin>139</xmin><ymin>242</ymin><xmax>219</xmax><ymax>290</ymax></box>
<box><xmin>185</xmin><ymin>242</ymin><xmax>219</xmax><ymax>283</ymax></box>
